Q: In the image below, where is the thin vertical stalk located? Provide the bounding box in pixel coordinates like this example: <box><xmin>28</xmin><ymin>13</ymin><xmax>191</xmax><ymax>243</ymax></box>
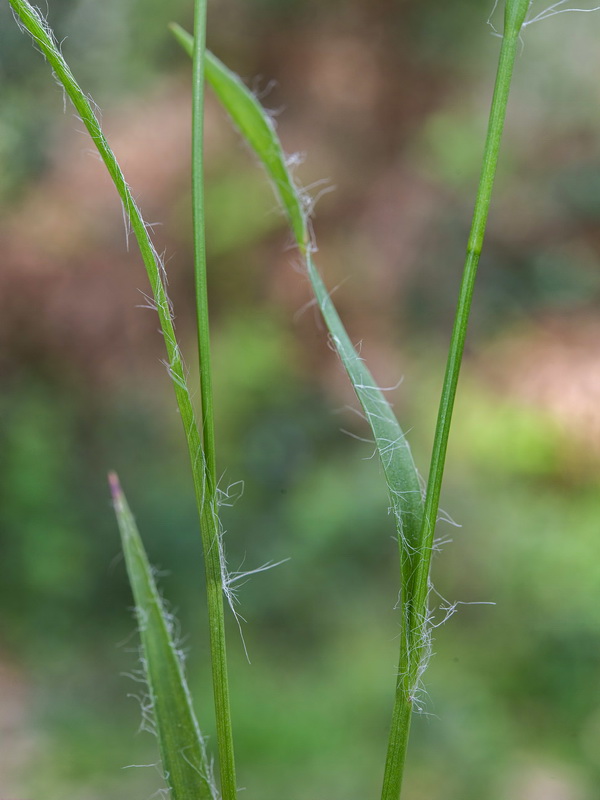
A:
<box><xmin>380</xmin><ymin>639</ymin><xmax>412</xmax><ymax>800</ymax></box>
<box><xmin>191</xmin><ymin>2</ymin><xmax>237</xmax><ymax>798</ymax></box>
<box><xmin>381</xmin><ymin>3</ymin><xmax>530</xmax><ymax>797</ymax></box>
<box><xmin>410</xmin><ymin>7</ymin><xmax>526</xmax><ymax>662</ymax></box>
<box><xmin>192</xmin><ymin>0</ymin><xmax>217</xmax><ymax>488</ymax></box>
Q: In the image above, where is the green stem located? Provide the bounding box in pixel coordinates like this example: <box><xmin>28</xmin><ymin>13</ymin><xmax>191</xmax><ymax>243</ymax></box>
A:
<box><xmin>380</xmin><ymin>639</ymin><xmax>412</xmax><ymax>800</ymax></box>
<box><xmin>192</xmin><ymin>2</ymin><xmax>237</xmax><ymax>798</ymax></box>
<box><xmin>381</xmin><ymin>13</ymin><xmax>526</xmax><ymax>800</ymax></box>
<box><xmin>192</xmin><ymin>0</ymin><xmax>217</xmax><ymax>489</ymax></box>
<box><xmin>410</xmin><ymin>25</ymin><xmax>522</xmax><ymax>651</ymax></box>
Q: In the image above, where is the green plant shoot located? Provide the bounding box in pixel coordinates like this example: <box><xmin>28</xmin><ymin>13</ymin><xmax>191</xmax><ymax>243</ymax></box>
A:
<box><xmin>6</xmin><ymin>2</ymin><xmax>237</xmax><ymax>797</ymax></box>
<box><xmin>8</xmin><ymin>0</ymin><xmax>586</xmax><ymax>798</ymax></box>
<box><xmin>110</xmin><ymin>472</ymin><xmax>216</xmax><ymax>800</ymax></box>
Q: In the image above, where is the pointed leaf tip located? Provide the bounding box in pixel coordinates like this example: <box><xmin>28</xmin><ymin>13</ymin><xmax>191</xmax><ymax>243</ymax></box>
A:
<box><xmin>108</xmin><ymin>471</ymin><xmax>122</xmax><ymax>504</ymax></box>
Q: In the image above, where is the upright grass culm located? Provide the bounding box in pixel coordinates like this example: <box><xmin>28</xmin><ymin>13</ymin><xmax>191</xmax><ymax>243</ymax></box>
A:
<box><xmin>401</xmin><ymin>3</ymin><xmax>533</xmax><ymax>796</ymax></box>
<box><xmin>8</xmin><ymin>1</ymin><xmax>589</xmax><ymax>799</ymax></box>
<box><xmin>381</xmin><ymin>2</ymin><xmax>532</xmax><ymax>795</ymax></box>
<box><xmin>191</xmin><ymin>0</ymin><xmax>238</xmax><ymax>796</ymax></box>
<box><xmin>408</xmin><ymin>0</ymin><xmax>532</xmax><ymax>682</ymax></box>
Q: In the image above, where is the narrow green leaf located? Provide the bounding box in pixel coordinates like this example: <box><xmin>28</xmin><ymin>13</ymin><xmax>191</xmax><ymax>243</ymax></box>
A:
<box><xmin>171</xmin><ymin>22</ymin><xmax>424</xmax><ymax>596</ymax></box>
<box><xmin>170</xmin><ymin>28</ymin><xmax>425</xmax><ymax>794</ymax></box>
<box><xmin>7</xmin><ymin>6</ymin><xmax>237</xmax><ymax>793</ymax></box>
<box><xmin>109</xmin><ymin>472</ymin><xmax>216</xmax><ymax>800</ymax></box>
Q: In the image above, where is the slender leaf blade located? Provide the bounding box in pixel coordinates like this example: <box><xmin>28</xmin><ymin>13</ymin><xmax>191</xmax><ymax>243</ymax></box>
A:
<box><xmin>171</xmin><ymin>23</ymin><xmax>424</xmax><ymax>579</ymax></box>
<box><xmin>109</xmin><ymin>472</ymin><xmax>216</xmax><ymax>800</ymax></box>
<box><xmin>6</xmin><ymin>5</ymin><xmax>236</xmax><ymax>792</ymax></box>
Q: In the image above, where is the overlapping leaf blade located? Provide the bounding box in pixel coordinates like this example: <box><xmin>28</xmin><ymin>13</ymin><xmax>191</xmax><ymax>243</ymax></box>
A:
<box><xmin>171</xmin><ymin>25</ymin><xmax>424</xmax><ymax>597</ymax></box>
<box><xmin>110</xmin><ymin>473</ymin><xmax>216</xmax><ymax>800</ymax></box>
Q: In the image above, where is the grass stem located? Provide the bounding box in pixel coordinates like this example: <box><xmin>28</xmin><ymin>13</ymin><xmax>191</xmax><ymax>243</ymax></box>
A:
<box><xmin>411</xmin><ymin>24</ymin><xmax>522</xmax><ymax>651</ymax></box>
<box><xmin>191</xmin><ymin>3</ymin><xmax>237</xmax><ymax>798</ymax></box>
<box><xmin>381</xmin><ymin>12</ymin><xmax>526</xmax><ymax>800</ymax></box>
<box><xmin>380</xmin><ymin>664</ymin><xmax>412</xmax><ymax>800</ymax></box>
<box><xmin>192</xmin><ymin>0</ymin><xmax>217</xmax><ymax>489</ymax></box>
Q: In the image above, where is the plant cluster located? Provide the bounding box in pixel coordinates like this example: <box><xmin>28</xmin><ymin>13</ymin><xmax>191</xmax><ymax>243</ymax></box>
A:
<box><xmin>5</xmin><ymin>0</ymin><xmax>597</xmax><ymax>798</ymax></box>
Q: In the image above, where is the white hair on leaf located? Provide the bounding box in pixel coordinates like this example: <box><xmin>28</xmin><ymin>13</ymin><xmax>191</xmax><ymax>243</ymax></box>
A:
<box><xmin>487</xmin><ymin>0</ymin><xmax>600</xmax><ymax>35</ymax></box>
<box><xmin>524</xmin><ymin>0</ymin><xmax>600</xmax><ymax>25</ymax></box>
<box><xmin>214</xmin><ymin>497</ymin><xmax>290</xmax><ymax>662</ymax></box>
<box><xmin>487</xmin><ymin>0</ymin><xmax>502</xmax><ymax>34</ymax></box>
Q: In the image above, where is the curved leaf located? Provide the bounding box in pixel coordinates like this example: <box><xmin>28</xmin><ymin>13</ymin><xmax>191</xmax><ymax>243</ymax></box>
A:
<box><xmin>171</xmin><ymin>24</ymin><xmax>424</xmax><ymax>595</ymax></box>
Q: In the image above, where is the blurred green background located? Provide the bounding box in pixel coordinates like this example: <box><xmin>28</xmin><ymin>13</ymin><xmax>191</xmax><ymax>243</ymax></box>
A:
<box><xmin>1</xmin><ymin>1</ymin><xmax>600</xmax><ymax>798</ymax></box>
